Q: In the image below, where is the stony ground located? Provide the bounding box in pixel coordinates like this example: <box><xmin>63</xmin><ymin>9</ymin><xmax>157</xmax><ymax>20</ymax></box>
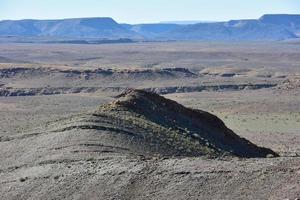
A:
<box><xmin>0</xmin><ymin>42</ymin><xmax>299</xmax><ymax>199</ymax></box>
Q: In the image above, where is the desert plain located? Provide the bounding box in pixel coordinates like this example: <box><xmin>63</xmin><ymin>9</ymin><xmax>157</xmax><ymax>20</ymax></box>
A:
<box><xmin>0</xmin><ymin>41</ymin><xmax>299</xmax><ymax>199</ymax></box>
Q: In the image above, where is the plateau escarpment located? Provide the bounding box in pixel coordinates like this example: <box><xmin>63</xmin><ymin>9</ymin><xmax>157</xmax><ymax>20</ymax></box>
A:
<box><xmin>0</xmin><ymin>66</ymin><xmax>280</xmax><ymax>97</ymax></box>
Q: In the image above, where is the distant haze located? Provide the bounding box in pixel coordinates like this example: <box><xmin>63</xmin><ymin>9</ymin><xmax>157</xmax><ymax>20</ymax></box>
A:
<box><xmin>0</xmin><ymin>0</ymin><xmax>300</xmax><ymax>23</ymax></box>
<box><xmin>0</xmin><ymin>14</ymin><xmax>300</xmax><ymax>41</ymax></box>
<box><xmin>160</xmin><ymin>21</ymin><xmax>219</xmax><ymax>25</ymax></box>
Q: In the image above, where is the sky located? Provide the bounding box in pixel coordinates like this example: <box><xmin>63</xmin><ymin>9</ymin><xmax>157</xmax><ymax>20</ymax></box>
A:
<box><xmin>0</xmin><ymin>0</ymin><xmax>300</xmax><ymax>23</ymax></box>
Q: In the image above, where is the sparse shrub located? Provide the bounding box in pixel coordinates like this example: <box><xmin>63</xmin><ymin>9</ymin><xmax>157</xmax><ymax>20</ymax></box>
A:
<box><xmin>19</xmin><ymin>177</ymin><xmax>28</xmax><ymax>182</ymax></box>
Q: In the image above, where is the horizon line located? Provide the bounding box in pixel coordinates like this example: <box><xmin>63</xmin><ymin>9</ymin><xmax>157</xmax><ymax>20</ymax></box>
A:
<box><xmin>0</xmin><ymin>13</ymin><xmax>299</xmax><ymax>24</ymax></box>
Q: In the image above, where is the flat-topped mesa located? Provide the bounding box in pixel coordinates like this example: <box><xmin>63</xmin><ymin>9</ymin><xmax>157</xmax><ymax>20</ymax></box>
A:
<box><xmin>94</xmin><ymin>89</ymin><xmax>278</xmax><ymax>158</ymax></box>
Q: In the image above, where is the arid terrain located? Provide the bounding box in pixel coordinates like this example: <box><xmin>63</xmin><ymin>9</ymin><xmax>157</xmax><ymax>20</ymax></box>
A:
<box><xmin>0</xmin><ymin>42</ymin><xmax>299</xmax><ymax>199</ymax></box>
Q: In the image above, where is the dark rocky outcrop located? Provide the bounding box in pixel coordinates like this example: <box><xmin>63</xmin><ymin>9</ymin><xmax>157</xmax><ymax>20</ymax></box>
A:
<box><xmin>49</xmin><ymin>89</ymin><xmax>278</xmax><ymax>158</ymax></box>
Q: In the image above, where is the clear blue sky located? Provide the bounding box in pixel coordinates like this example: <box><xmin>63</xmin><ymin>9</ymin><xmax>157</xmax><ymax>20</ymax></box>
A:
<box><xmin>1</xmin><ymin>0</ymin><xmax>300</xmax><ymax>23</ymax></box>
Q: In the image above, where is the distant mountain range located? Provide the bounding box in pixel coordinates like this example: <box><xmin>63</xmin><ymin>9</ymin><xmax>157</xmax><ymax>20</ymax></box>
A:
<box><xmin>0</xmin><ymin>14</ymin><xmax>299</xmax><ymax>41</ymax></box>
<box><xmin>159</xmin><ymin>21</ymin><xmax>218</xmax><ymax>24</ymax></box>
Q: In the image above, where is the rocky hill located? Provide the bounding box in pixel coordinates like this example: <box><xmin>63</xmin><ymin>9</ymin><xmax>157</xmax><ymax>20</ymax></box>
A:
<box><xmin>33</xmin><ymin>89</ymin><xmax>277</xmax><ymax>158</ymax></box>
<box><xmin>2</xmin><ymin>90</ymin><xmax>298</xmax><ymax>200</ymax></box>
